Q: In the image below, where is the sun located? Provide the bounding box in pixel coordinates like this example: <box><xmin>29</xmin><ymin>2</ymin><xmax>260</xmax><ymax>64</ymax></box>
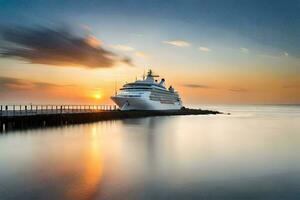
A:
<box><xmin>93</xmin><ymin>92</ymin><xmax>102</xmax><ymax>100</ymax></box>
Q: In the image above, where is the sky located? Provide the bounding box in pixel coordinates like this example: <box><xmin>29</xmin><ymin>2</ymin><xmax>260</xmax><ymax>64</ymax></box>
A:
<box><xmin>0</xmin><ymin>0</ymin><xmax>299</xmax><ymax>105</ymax></box>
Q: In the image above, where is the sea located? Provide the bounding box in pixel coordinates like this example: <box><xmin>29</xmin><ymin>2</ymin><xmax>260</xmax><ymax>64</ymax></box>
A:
<box><xmin>0</xmin><ymin>105</ymin><xmax>299</xmax><ymax>200</ymax></box>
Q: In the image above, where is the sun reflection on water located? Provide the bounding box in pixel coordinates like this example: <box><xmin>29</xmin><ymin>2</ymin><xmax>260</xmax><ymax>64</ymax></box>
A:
<box><xmin>65</xmin><ymin>126</ymin><xmax>103</xmax><ymax>200</ymax></box>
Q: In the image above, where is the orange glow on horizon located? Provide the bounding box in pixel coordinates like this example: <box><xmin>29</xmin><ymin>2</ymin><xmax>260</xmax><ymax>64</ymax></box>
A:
<box><xmin>0</xmin><ymin>64</ymin><xmax>299</xmax><ymax>104</ymax></box>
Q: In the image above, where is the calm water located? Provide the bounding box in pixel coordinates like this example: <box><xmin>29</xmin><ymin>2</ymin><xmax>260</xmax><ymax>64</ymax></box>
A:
<box><xmin>0</xmin><ymin>105</ymin><xmax>300</xmax><ymax>200</ymax></box>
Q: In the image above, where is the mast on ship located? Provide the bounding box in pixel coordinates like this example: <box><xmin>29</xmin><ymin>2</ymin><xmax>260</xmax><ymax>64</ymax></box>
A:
<box><xmin>147</xmin><ymin>69</ymin><xmax>159</xmax><ymax>77</ymax></box>
<box><xmin>114</xmin><ymin>81</ymin><xmax>117</xmax><ymax>95</ymax></box>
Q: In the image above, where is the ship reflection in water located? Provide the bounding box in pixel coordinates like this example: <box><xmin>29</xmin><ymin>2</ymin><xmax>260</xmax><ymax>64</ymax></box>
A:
<box><xmin>0</xmin><ymin>105</ymin><xmax>300</xmax><ymax>200</ymax></box>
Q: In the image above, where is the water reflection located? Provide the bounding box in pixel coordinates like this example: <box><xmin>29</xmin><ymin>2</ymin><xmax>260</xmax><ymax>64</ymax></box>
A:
<box><xmin>0</xmin><ymin>106</ymin><xmax>300</xmax><ymax>199</ymax></box>
<box><xmin>65</xmin><ymin>126</ymin><xmax>103</xmax><ymax>200</ymax></box>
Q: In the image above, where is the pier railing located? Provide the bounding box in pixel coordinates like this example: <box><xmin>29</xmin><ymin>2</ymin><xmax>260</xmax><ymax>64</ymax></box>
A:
<box><xmin>0</xmin><ymin>104</ymin><xmax>117</xmax><ymax>117</ymax></box>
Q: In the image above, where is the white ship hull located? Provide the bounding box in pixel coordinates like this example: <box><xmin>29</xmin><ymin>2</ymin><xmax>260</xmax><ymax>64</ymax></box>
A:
<box><xmin>111</xmin><ymin>96</ymin><xmax>182</xmax><ymax>111</ymax></box>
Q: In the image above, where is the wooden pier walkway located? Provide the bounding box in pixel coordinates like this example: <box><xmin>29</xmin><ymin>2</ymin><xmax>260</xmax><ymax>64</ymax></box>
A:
<box><xmin>0</xmin><ymin>104</ymin><xmax>117</xmax><ymax>117</ymax></box>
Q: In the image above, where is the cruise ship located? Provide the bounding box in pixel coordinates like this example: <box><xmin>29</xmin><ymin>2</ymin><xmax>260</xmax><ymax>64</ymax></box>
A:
<box><xmin>111</xmin><ymin>70</ymin><xmax>182</xmax><ymax>110</ymax></box>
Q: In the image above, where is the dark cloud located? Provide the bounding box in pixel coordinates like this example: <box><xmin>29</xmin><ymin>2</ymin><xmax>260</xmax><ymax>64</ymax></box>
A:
<box><xmin>0</xmin><ymin>76</ymin><xmax>25</xmax><ymax>86</ymax></box>
<box><xmin>0</xmin><ymin>26</ymin><xmax>132</xmax><ymax>68</ymax></box>
<box><xmin>282</xmin><ymin>84</ymin><xmax>300</xmax><ymax>89</ymax></box>
<box><xmin>183</xmin><ymin>84</ymin><xmax>250</xmax><ymax>93</ymax></box>
<box><xmin>182</xmin><ymin>84</ymin><xmax>211</xmax><ymax>89</ymax></box>
<box><xmin>0</xmin><ymin>76</ymin><xmax>72</xmax><ymax>92</ymax></box>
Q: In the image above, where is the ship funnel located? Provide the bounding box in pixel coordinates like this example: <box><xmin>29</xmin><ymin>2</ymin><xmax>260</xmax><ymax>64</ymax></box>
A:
<box><xmin>159</xmin><ymin>78</ymin><xmax>166</xmax><ymax>87</ymax></box>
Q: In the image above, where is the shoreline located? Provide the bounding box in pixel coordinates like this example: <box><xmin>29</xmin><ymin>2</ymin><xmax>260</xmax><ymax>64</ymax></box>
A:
<box><xmin>0</xmin><ymin>108</ymin><xmax>223</xmax><ymax>132</ymax></box>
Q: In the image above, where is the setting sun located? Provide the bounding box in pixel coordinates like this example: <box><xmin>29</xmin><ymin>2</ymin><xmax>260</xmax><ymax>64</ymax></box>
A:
<box><xmin>93</xmin><ymin>92</ymin><xmax>102</xmax><ymax>100</ymax></box>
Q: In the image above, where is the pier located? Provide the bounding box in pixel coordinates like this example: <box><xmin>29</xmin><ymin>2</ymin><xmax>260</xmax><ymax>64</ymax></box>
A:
<box><xmin>0</xmin><ymin>104</ymin><xmax>221</xmax><ymax>132</ymax></box>
<box><xmin>0</xmin><ymin>104</ymin><xmax>117</xmax><ymax>116</ymax></box>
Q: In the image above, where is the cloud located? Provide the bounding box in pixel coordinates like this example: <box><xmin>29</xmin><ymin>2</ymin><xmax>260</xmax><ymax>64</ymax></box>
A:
<box><xmin>0</xmin><ymin>76</ymin><xmax>94</xmax><ymax>103</ymax></box>
<box><xmin>134</xmin><ymin>51</ymin><xmax>148</xmax><ymax>58</ymax></box>
<box><xmin>85</xmin><ymin>35</ymin><xmax>102</xmax><ymax>48</ymax></box>
<box><xmin>258</xmin><ymin>54</ymin><xmax>280</xmax><ymax>59</ymax></box>
<box><xmin>229</xmin><ymin>88</ymin><xmax>249</xmax><ymax>92</ymax></box>
<box><xmin>240</xmin><ymin>48</ymin><xmax>249</xmax><ymax>54</ymax></box>
<box><xmin>0</xmin><ymin>76</ymin><xmax>33</xmax><ymax>91</ymax></box>
<box><xmin>0</xmin><ymin>76</ymin><xmax>73</xmax><ymax>92</ymax></box>
<box><xmin>182</xmin><ymin>84</ymin><xmax>252</xmax><ymax>95</ymax></box>
<box><xmin>122</xmin><ymin>57</ymin><xmax>134</xmax><ymax>66</ymax></box>
<box><xmin>198</xmin><ymin>46</ymin><xmax>211</xmax><ymax>52</ymax></box>
<box><xmin>163</xmin><ymin>40</ymin><xmax>190</xmax><ymax>47</ymax></box>
<box><xmin>282</xmin><ymin>84</ymin><xmax>300</xmax><ymax>89</ymax></box>
<box><xmin>0</xmin><ymin>26</ymin><xmax>132</xmax><ymax>68</ymax></box>
<box><xmin>80</xmin><ymin>24</ymin><xmax>92</xmax><ymax>32</ymax></box>
<box><xmin>183</xmin><ymin>84</ymin><xmax>251</xmax><ymax>93</ymax></box>
<box><xmin>258</xmin><ymin>52</ymin><xmax>289</xmax><ymax>59</ymax></box>
<box><xmin>110</xmin><ymin>45</ymin><xmax>148</xmax><ymax>59</ymax></box>
<box><xmin>110</xmin><ymin>44</ymin><xmax>135</xmax><ymax>51</ymax></box>
<box><xmin>182</xmin><ymin>84</ymin><xmax>211</xmax><ymax>88</ymax></box>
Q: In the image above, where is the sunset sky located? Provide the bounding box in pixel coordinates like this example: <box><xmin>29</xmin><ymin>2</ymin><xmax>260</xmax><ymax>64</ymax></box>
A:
<box><xmin>0</xmin><ymin>0</ymin><xmax>299</xmax><ymax>105</ymax></box>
